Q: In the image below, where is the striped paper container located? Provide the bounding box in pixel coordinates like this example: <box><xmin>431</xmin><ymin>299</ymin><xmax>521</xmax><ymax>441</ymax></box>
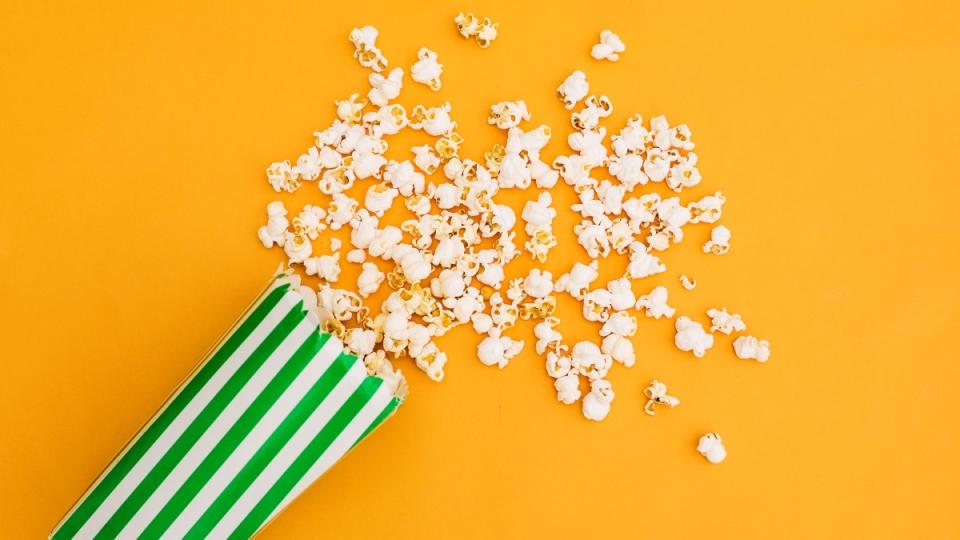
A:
<box><xmin>51</xmin><ymin>273</ymin><xmax>403</xmax><ymax>539</ymax></box>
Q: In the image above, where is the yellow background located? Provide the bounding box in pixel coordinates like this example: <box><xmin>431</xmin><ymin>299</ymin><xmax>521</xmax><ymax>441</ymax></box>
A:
<box><xmin>2</xmin><ymin>0</ymin><xmax>959</xmax><ymax>538</ymax></box>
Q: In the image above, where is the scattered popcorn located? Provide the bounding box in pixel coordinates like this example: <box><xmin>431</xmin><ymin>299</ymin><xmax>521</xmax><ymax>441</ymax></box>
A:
<box><xmin>703</xmin><ymin>225</ymin><xmax>731</xmax><ymax>255</ymax></box>
<box><xmin>257</xmin><ymin>201</ymin><xmax>289</xmax><ymax>248</ymax></box>
<box><xmin>364</xmin><ymin>182</ymin><xmax>400</xmax><ymax>217</ymax></box>
<box><xmin>349</xmin><ymin>26</ymin><xmax>388</xmax><ymax>72</ymax></box>
<box><xmin>707</xmin><ymin>308</ymin><xmax>746</xmax><ymax>335</ymax></box>
<box><xmin>571</xmin><ymin>341</ymin><xmax>612</xmax><ymax>380</ymax></box>
<box><xmin>688</xmin><ymin>191</ymin><xmax>725</xmax><ymax>224</ymax></box>
<box><xmin>590</xmin><ymin>30</ymin><xmax>625</xmax><ymax>61</ymax></box>
<box><xmin>625</xmin><ymin>242</ymin><xmax>666</xmax><ymax>279</ymax></box>
<box><xmin>477</xmin><ymin>330</ymin><xmax>525</xmax><ymax>368</ymax></box>
<box><xmin>582</xmin><ymin>379</ymin><xmax>615</xmax><ymax>421</ymax></box>
<box><xmin>368</xmin><ymin>67</ymin><xmax>403</xmax><ymax>107</ymax></box>
<box><xmin>357</xmin><ymin>262</ymin><xmax>385</xmax><ymax>297</ymax></box>
<box><xmin>411</xmin><ymin>48</ymin><xmax>443</xmax><ymax>91</ymax></box>
<box><xmin>455</xmin><ymin>12</ymin><xmax>498</xmax><ymax>48</ymax></box>
<box><xmin>555</xmin><ymin>260</ymin><xmax>599</xmax><ymax>300</ymax></box>
<box><xmin>679</xmin><ymin>274</ymin><xmax>697</xmax><ymax>290</ymax></box>
<box><xmin>554</xmin><ymin>373</ymin><xmax>582</xmax><ymax>405</ymax></box>
<box><xmin>557</xmin><ymin>70</ymin><xmax>589</xmax><ymax>110</ymax></box>
<box><xmin>636</xmin><ymin>286</ymin><xmax>675</xmax><ymax>319</ymax></box>
<box><xmin>643</xmin><ymin>380</ymin><xmax>679</xmax><ymax>415</ymax></box>
<box><xmin>601</xmin><ymin>334</ymin><xmax>635</xmax><ymax>367</ymax></box>
<box><xmin>697</xmin><ymin>433</ymin><xmax>727</xmax><ymax>464</ymax></box>
<box><xmin>674</xmin><ymin>316</ymin><xmax>714</xmax><ymax>358</ymax></box>
<box><xmin>535</xmin><ymin>317</ymin><xmax>564</xmax><ymax>355</ymax></box>
<box><xmin>600</xmin><ymin>311</ymin><xmax>637</xmax><ymax>338</ymax></box>
<box><xmin>304</xmin><ymin>253</ymin><xmax>341</xmax><ymax>282</ymax></box>
<box><xmin>733</xmin><ymin>335</ymin><xmax>771</xmax><ymax>363</ymax></box>
<box><xmin>606</xmin><ymin>278</ymin><xmax>636</xmax><ymax>312</ymax></box>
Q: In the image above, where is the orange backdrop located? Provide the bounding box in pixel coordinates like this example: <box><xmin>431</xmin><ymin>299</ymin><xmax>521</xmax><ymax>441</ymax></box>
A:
<box><xmin>2</xmin><ymin>1</ymin><xmax>959</xmax><ymax>538</ymax></box>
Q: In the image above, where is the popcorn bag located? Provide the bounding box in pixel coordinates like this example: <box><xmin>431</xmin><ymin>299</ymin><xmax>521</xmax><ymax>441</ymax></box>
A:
<box><xmin>51</xmin><ymin>272</ymin><xmax>404</xmax><ymax>539</ymax></box>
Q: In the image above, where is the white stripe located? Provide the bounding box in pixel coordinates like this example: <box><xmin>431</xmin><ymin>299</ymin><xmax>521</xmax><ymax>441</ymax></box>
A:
<box><xmin>260</xmin><ymin>383</ymin><xmax>392</xmax><ymax>530</ymax></box>
<box><xmin>73</xmin><ymin>291</ymin><xmax>302</xmax><ymax>539</ymax></box>
<box><xmin>116</xmin><ymin>317</ymin><xmax>316</xmax><ymax>539</ymax></box>
<box><xmin>205</xmin><ymin>360</ymin><xmax>366</xmax><ymax>539</ymax></box>
<box><xmin>158</xmin><ymin>336</ymin><xmax>344</xmax><ymax>540</ymax></box>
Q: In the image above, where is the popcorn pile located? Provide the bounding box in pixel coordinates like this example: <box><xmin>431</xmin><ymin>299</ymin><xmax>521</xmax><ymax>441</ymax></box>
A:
<box><xmin>257</xmin><ymin>22</ymin><xmax>771</xmax><ymax>460</ymax></box>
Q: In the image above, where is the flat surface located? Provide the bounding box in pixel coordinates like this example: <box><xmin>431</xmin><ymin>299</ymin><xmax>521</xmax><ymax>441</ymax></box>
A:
<box><xmin>1</xmin><ymin>1</ymin><xmax>959</xmax><ymax>538</ymax></box>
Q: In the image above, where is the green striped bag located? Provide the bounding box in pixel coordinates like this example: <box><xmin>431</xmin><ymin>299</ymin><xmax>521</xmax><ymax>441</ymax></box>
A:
<box><xmin>51</xmin><ymin>274</ymin><xmax>403</xmax><ymax>539</ymax></box>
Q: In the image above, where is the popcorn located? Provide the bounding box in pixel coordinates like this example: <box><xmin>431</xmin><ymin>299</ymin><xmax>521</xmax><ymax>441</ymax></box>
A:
<box><xmin>582</xmin><ymin>288</ymin><xmax>613</xmax><ymax>322</ymax></box>
<box><xmin>257</xmin><ymin>201</ymin><xmax>289</xmax><ymax>248</ymax></box>
<box><xmin>363</xmin><ymin>182</ymin><xmax>400</xmax><ymax>217</ymax></box>
<box><xmin>368</xmin><ymin>67</ymin><xmax>403</xmax><ymax>107</ymax></box>
<box><xmin>606</xmin><ymin>278</ymin><xmax>636</xmax><ymax>311</ymax></box>
<box><xmin>534</xmin><ymin>317</ymin><xmax>563</xmax><ymax>355</ymax></box>
<box><xmin>571</xmin><ymin>341</ymin><xmax>612</xmax><ymax>380</ymax></box>
<box><xmin>555</xmin><ymin>261</ymin><xmax>599</xmax><ymax>299</ymax></box>
<box><xmin>688</xmin><ymin>191</ymin><xmax>725</xmax><ymax>224</ymax></box>
<box><xmin>431</xmin><ymin>268</ymin><xmax>466</xmax><ymax>299</ymax></box>
<box><xmin>703</xmin><ymin>225</ymin><xmax>731</xmax><ymax>255</ymax></box>
<box><xmin>523</xmin><ymin>269</ymin><xmax>554</xmax><ymax>298</ymax></box>
<box><xmin>345</xmin><ymin>328</ymin><xmax>377</xmax><ymax>358</ymax></box>
<box><xmin>571</xmin><ymin>95</ymin><xmax>613</xmax><ymax>131</ymax></box>
<box><xmin>636</xmin><ymin>286</ymin><xmax>675</xmax><ymax>319</ymax></box>
<box><xmin>283</xmin><ymin>233</ymin><xmax>312</xmax><ymax>264</ymax></box>
<box><xmin>625</xmin><ymin>242</ymin><xmax>666</xmax><ymax>279</ymax></box>
<box><xmin>477</xmin><ymin>330</ymin><xmax>525</xmax><ymax>368</ymax></box>
<box><xmin>545</xmin><ymin>349</ymin><xmax>572</xmax><ymax>377</ymax></box>
<box><xmin>335</xmin><ymin>93</ymin><xmax>367</xmax><ymax>124</ymax></box>
<box><xmin>582</xmin><ymin>379</ymin><xmax>615</xmax><ymax>421</ymax></box>
<box><xmin>611</xmin><ymin>114</ymin><xmax>649</xmax><ymax>157</ymax></box>
<box><xmin>383</xmin><ymin>160</ymin><xmax>426</xmax><ymax>196</ymax></box>
<box><xmin>471</xmin><ymin>312</ymin><xmax>494</xmax><ymax>335</ymax></box>
<box><xmin>679</xmin><ymin>274</ymin><xmax>697</xmax><ymax>290</ymax></box>
<box><xmin>349</xmin><ymin>26</ymin><xmax>388</xmax><ymax>72</ymax></box>
<box><xmin>557</xmin><ymin>70</ymin><xmax>589</xmax><ymax>110</ymax></box>
<box><xmin>410</xmin><ymin>103</ymin><xmax>456</xmax><ymax>136</ymax></box>
<box><xmin>455</xmin><ymin>12</ymin><xmax>498</xmax><ymax>48</ymax></box>
<box><xmin>643</xmin><ymin>380</ymin><xmax>679</xmax><ymax>415</ymax></box>
<box><xmin>568</xmin><ymin>127</ymin><xmax>608</xmax><ymax>167</ymax></box>
<box><xmin>674</xmin><ymin>316</ymin><xmax>714</xmax><ymax>358</ymax></box>
<box><xmin>601</xmin><ymin>334</ymin><xmax>635</xmax><ymax>367</ymax></box>
<box><xmin>363</xmin><ymin>104</ymin><xmax>408</xmax><ymax>137</ymax></box>
<box><xmin>304</xmin><ymin>253</ymin><xmax>341</xmax><ymax>282</ymax></box>
<box><xmin>411</xmin><ymin>48</ymin><xmax>443</xmax><ymax>91</ymax></box>
<box><xmin>554</xmin><ymin>373</ymin><xmax>582</xmax><ymax>405</ymax></box>
<box><xmin>575</xmin><ymin>220</ymin><xmax>611</xmax><ymax>259</ymax></box>
<box><xmin>707</xmin><ymin>308</ymin><xmax>746</xmax><ymax>335</ymax></box>
<box><xmin>326</xmin><ymin>193</ymin><xmax>359</xmax><ymax>230</ymax></box>
<box><xmin>489</xmin><ymin>101</ymin><xmax>530</xmax><ymax>130</ymax></box>
<box><xmin>412</xmin><ymin>144</ymin><xmax>441</xmax><ymax>175</ymax></box>
<box><xmin>521</xmin><ymin>192</ymin><xmax>556</xmax><ymax>235</ymax></box>
<box><xmin>389</xmin><ymin>244</ymin><xmax>432</xmax><ymax>283</ymax></box>
<box><xmin>667</xmin><ymin>153</ymin><xmax>702</xmax><ymax>192</ymax></box>
<box><xmin>368</xmin><ymin>226</ymin><xmax>402</xmax><ymax>259</ymax></box>
<box><xmin>600</xmin><ymin>311</ymin><xmax>636</xmax><ymax>338</ymax></box>
<box><xmin>697</xmin><ymin>433</ymin><xmax>727</xmax><ymax>464</ymax></box>
<box><xmin>590</xmin><ymin>30</ymin><xmax>625</xmax><ymax>61</ymax></box>
<box><xmin>357</xmin><ymin>262</ymin><xmax>385</xmax><ymax>297</ymax></box>
<box><xmin>346</xmin><ymin>249</ymin><xmax>366</xmax><ymax>264</ymax></box>
<box><xmin>733</xmin><ymin>335</ymin><xmax>771</xmax><ymax>363</ymax></box>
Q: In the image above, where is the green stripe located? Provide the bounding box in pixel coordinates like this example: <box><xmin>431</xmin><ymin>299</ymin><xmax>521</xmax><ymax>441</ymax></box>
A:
<box><xmin>94</xmin><ymin>300</ymin><xmax>307</xmax><ymax>538</ymax></box>
<box><xmin>184</xmin><ymin>352</ymin><xmax>357</xmax><ymax>539</ymax></box>
<box><xmin>228</xmin><ymin>377</ymin><xmax>384</xmax><ymax>539</ymax></box>
<box><xmin>52</xmin><ymin>283</ymin><xmax>291</xmax><ymax>540</ymax></box>
<box><xmin>138</xmin><ymin>331</ymin><xmax>332</xmax><ymax>539</ymax></box>
<box><xmin>352</xmin><ymin>396</ymin><xmax>400</xmax><ymax>449</ymax></box>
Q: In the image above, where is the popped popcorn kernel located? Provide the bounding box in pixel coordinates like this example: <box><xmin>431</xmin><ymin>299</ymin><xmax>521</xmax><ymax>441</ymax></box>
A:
<box><xmin>590</xmin><ymin>30</ymin><xmax>625</xmax><ymax>61</ymax></box>
<box><xmin>643</xmin><ymin>380</ymin><xmax>679</xmax><ymax>415</ymax></box>
<box><xmin>697</xmin><ymin>433</ymin><xmax>727</xmax><ymax>464</ymax></box>
<box><xmin>733</xmin><ymin>335</ymin><xmax>771</xmax><ymax>363</ymax></box>
<box><xmin>411</xmin><ymin>48</ymin><xmax>443</xmax><ymax>91</ymax></box>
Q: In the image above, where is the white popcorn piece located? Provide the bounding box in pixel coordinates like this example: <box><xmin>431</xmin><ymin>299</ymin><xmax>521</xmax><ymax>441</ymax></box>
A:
<box><xmin>642</xmin><ymin>380</ymin><xmax>679</xmax><ymax>415</ymax></box>
<box><xmin>582</xmin><ymin>288</ymin><xmax>613</xmax><ymax>323</ymax></box>
<box><xmin>600</xmin><ymin>334</ymin><xmax>635</xmax><ymax>367</ymax></box>
<box><xmin>590</xmin><ymin>29</ymin><xmax>625</xmax><ymax>61</ymax></box>
<box><xmin>257</xmin><ymin>201</ymin><xmax>289</xmax><ymax>248</ymax></box>
<box><xmin>571</xmin><ymin>95</ymin><xmax>613</xmax><ymax>131</ymax></box>
<box><xmin>582</xmin><ymin>379</ymin><xmax>615</xmax><ymax>421</ymax></box>
<box><xmin>283</xmin><ymin>232</ymin><xmax>312</xmax><ymax>264</ymax></box>
<box><xmin>266</xmin><ymin>161</ymin><xmax>299</xmax><ymax>193</ymax></box>
<box><xmin>667</xmin><ymin>153</ymin><xmax>702</xmax><ymax>192</ymax></box>
<box><xmin>474</xmin><ymin>17</ymin><xmax>498</xmax><ymax>48</ymax></box>
<box><xmin>557</xmin><ymin>70</ymin><xmax>589</xmax><ymax>110</ymax></box>
<box><xmin>530</xmin><ymin>158</ymin><xmax>560</xmax><ymax>189</ymax></box>
<box><xmin>489</xmin><ymin>101</ymin><xmax>530</xmax><ymax>130</ymax></box>
<box><xmin>523</xmin><ymin>269</ymin><xmax>554</xmax><ymax>299</ymax></box>
<box><xmin>367</xmin><ymin>226</ymin><xmax>402</xmax><ymax>259</ymax></box>
<box><xmin>575</xmin><ymin>220</ymin><xmax>611</xmax><ymax>259</ymax></box>
<box><xmin>455</xmin><ymin>12</ymin><xmax>498</xmax><ymax>48</ymax></box>
<box><xmin>611</xmin><ymin>114</ymin><xmax>649</xmax><ymax>156</ymax></box>
<box><xmin>607</xmin><ymin>154</ymin><xmax>648</xmax><ymax>190</ymax></box>
<box><xmin>688</xmin><ymin>191</ymin><xmax>725</xmax><ymax>224</ymax></box>
<box><xmin>430</xmin><ymin>268</ymin><xmax>466</xmax><ymax>299</ymax></box>
<box><xmin>304</xmin><ymin>253</ymin><xmax>341</xmax><ymax>282</ymax></box>
<box><xmin>625</xmin><ymin>242</ymin><xmax>666</xmax><ymax>279</ymax></box>
<box><xmin>349</xmin><ymin>26</ymin><xmax>388</xmax><ymax>72</ymax></box>
<box><xmin>697</xmin><ymin>433</ymin><xmax>727</xmax><ymax>464</ymax></box>
<box><xmin>545</xmin><ymin>349</ymin><xmax>572</xmax><ymax>377</ymax></box>
<box><xmin>703</xmin><ymin>225</ymin><xmax>731</xmax><ymax>255</ymax></box>
<box><xmin>571</xmin><ymin>341</ymin><xmax>612</xmax><ymax>380</ymax></box>
<box><xmin>346</xmin><ymin>248</ymin><xmax>366</xmax><ymax>264</ymax></box>
<box><xmin>535</xmin><ymin>317</ymin><xmax>564</xmax><ymax>355</ymax></box>
<box><xmin>600</xmin><ymin>311</ymin><xmax>637</xmax><ymax>338</ymax></box>
<box><xmin>554</xmin><ymin>373</ymin><xmax>582</xmax><ymax>405</ymax></box>
<box><xmin>674</xmin><ymin>316</ymin><xmax>714</xmax><ymax>358</ymax></box>
<box><xmin>636</xmin><ymin>286</ymin><xmax>676</xmax><ymax>319</ymax></box>
<box><xmin>733</xmin><ymin>335</ymin><xmax>771</xmax><ymax>363</ymax></box>
<box><xmin>389</xmin><ymin>244</ymin><xmax>432</xmax><ymax>283</ymax></box>
<box><xmin>555</xmin><ymin>260</ymin><xmax>599</xmax><ymax>299</ymax></box>
<box><xmin>605</xmin><ymin>278</ymin><xmax>636</xmax><ymax>312</ymax></box>
<box><xmin>679</xmin><ymin>274</ymin><xmax>697</xmax><ymax>290</ymax></box>
<box><xmin>410</xmin><ymin>103</ymin><xmax>456</xmax><ymax>136</ymax></box>
<box><xmin>326</xmin><ymin>193</ymin><xmax>359</xmax><ymax>231</ymax></box>
<box><xmin>293</xmin><ymin>204</ymin><xmax>326</xmax><ymax>241</ymax></box>
<box><xmin>477</xmin><ymin>330</ymin><xmax>525</xmax><ymax>368</ymax></box>
<box><xmin>383</xmin><ymin>160</ymin><xmax>426</xmax><ymax>196</ymax></box>
<box><xmin>411</xmin><ymin>144</ymin><xmax>441</xmax><ymax>174</ymax></box>
<box><xmin>357</xmin><ymin>262</ymin><xmax>385</xmax><ymax>297</ymax></box>
<box><xmin>568</xmin><ymin>127</ymin><xmax>608</xmax><ymax>167</ymax></box>
<box><xmin>707</xmin><ymin>308</ymin><xmax>746</xmax><ymax>335</ymax></box>
<box><xmin>411</xmin><ymin>48</ymin><xmax>443</xmax><ymax>91</ymax></box>
<box><xmin>363</xmin><ymin>104</ymin><xmax>408</xmax><ymax>137</ymax></box>
<box><xmin>368</xmin><ymin>67</ymin><xmax>403</xmax><ymax>107</ymax></box>
<box><xmin>364</xmin><ymin>182</ymin><xmax>400</xmax><ymax>217</ymax></box>
<box><xmin>471</xmin><ymin>312</ymin><xmax>494</xmax><ymax>335</ymax></box>
<box><xmin>335</xmin><ymin>93</ymin><xmax>367</xmax><ymax>124</ymax></box>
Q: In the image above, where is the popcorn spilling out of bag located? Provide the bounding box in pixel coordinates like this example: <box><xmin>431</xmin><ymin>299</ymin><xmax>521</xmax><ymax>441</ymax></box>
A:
<box><xmin>256</xmin><ymin>22</ymin><xmax>771</xmax><ymax>433</ymax></box>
